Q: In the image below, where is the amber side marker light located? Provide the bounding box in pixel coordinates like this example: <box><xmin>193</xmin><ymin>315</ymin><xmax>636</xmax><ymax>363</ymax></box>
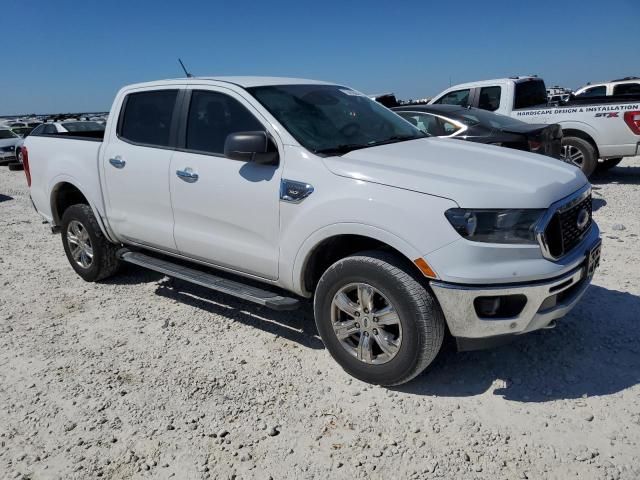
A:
<box><xmin>414</xmin><ymin>258</ymin><xmax>438</xmax><ymax>279</ymax></box>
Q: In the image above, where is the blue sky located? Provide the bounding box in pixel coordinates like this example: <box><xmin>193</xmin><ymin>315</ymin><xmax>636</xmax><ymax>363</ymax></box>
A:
<box><xmin>1</xmin><ymin>0</ymin><xmax>638</xmax><ymax>115</ymax></box>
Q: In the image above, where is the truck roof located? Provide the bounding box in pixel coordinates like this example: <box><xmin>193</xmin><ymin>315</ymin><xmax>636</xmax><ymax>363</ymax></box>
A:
<box><xmin>444</xmin><ymin>76</ymin><xmax>540</xmax><ymax>89</ymax></box>
<box><xmin>124</xmin><ymin>76</ymin><xmax>338</xmax><ymax>90</ymax></box>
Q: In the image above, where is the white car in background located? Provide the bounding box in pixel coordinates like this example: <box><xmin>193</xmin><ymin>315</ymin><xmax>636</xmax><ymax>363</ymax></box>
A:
<box><xmin>0</xmin><ymin>128</ymin><xmax>21</xmax><ymax>166</ymax></box>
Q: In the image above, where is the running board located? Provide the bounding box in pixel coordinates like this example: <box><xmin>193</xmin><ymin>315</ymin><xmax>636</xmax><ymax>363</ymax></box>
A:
<box><xmin>117</xmin><ymin>250</ymin><xmax>300</xmax><ymax>311</ymax></box>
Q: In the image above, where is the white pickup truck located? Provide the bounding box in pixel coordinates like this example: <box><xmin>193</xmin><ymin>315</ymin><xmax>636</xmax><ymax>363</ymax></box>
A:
<box><xmin>429</xmin><ymin>76</ymin><xmax>640</xmax><ymax>176</ymax></box>
<box><xmin>23</xmin><ymin>77</ymin><xmax>601</xmax><ymax>385</ymax></box>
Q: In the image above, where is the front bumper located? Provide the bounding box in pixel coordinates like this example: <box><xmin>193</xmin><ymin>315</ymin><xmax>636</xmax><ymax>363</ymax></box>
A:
<box><xmin>430</xmin><ymin>238</ymin><xmax>599</xmax><ymax>342</ymax></box>
<box><xmin>0</xmin><ymin>151</ymin><xmax>16</xmax><ymax>163</ymax></box>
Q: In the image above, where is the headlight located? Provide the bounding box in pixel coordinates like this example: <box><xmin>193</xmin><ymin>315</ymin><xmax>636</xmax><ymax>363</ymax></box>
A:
<box><xmin>445</xmin><ymin>208</ymin><xmax>545</xmax><ymax>244</ymax></box>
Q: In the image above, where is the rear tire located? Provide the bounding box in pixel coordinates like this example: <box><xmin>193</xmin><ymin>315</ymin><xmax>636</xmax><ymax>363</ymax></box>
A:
<box><xmin>313</xmin><ymin>251</ymin><xmax>445</xmax><ymax>386</ymax></box>
<box><xmin>597</xmin><ymin>157</ymin><xmax>622</xmax><ymax>172</ymax></box>
<box><xmin>561</xmin><ymin>136</ymin><xmax>597</xmax><ymax>177</ymax></box>
<box><xmin>61</xmin><ymin>204</ymin><xmax>121</xmax><ymax>282</ymax></box>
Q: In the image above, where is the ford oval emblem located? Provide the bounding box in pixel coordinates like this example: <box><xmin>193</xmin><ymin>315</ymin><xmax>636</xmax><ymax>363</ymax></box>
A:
<box><xmin>576</xmin><ymin>208</ymin><xmax>590</xmax><ymax>230</ymax></box>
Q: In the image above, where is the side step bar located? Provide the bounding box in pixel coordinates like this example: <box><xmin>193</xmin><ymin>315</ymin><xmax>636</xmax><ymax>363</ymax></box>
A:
<box><xmin>117</xmin><ymin>250</ymin><xmax>300</xmax><ymax>311</ymax></box>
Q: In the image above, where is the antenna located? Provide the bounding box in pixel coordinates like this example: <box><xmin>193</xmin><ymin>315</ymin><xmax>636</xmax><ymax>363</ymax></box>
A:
<box><xmin>178</xmin><ymin>58</ymin><xmax>193</xmax><ymax>78</ymax></box>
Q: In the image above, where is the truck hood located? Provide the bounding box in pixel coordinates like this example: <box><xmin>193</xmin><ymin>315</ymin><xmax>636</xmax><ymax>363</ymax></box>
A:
<box><xmin>322</xmin><ymin>137</ymin><xmax>586</xmax><ymax>208</ymax></box>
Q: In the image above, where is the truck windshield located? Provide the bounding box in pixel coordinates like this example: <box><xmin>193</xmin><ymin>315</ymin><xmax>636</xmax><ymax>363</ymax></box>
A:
<box><xmin>514</xmin><ymin>79</ymin><xmax>548</xmax><ymax>110</ymax></box>
<box><xmin>247</xmin><ymin>84</ymin><xmax>425</xmax><ymax>155</ymax></box>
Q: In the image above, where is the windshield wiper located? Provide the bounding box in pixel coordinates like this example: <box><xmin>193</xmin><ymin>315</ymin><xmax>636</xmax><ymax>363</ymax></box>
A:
<box><xmin>314</xmin><ymin>143</ymin><xmax>370</xmax><ymax>155</ymax></box>
<box><xmin>314</xmin><ymin>133</ymin><xmax>426</xmax><ymax>156</ymax></box>
<box><xmin>367</xmin><ymin>133</ymin><xmax>427</xmax><ymax>147</ymax></box>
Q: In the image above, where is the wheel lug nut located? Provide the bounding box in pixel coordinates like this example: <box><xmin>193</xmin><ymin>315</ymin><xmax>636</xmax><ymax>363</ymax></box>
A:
<box><xmin>355</xmin><ymin>323</ymin><xmax>360</xmax><ymax>329</ymax></box>
<box><xmin>364</xmin><ymin>308</ymin><xmax>369</xmax><ymax>314</ymax></box>
<box><xmin>354</xmin><ymin>311</ymin><xmax>360</xmax><ymax>317</ymax></box>
<box><xmin>363</xmin><ymin>331</ymin><xmax>369</xmax><ymax>337</ymax></box>
<box><xmin>373</xmin><ymin>328</ymin><xmax>378</xmax><ymax>335</ymax></box>
<box><xmin>373</xmin><ymin>317</ymin><xmax>378</xmax><ymax>322</ymax></box>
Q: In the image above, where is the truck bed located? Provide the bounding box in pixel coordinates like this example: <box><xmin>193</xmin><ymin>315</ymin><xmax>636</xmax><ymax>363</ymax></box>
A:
<box><xmin>32</xmin><ymin>130</ymin><xmax>105</xmax><ymax>142</ymax></box>
<box><xmin>26</xmin><ymin>133</ymin><xmax>105</xmax><ymax>226</ymax></box>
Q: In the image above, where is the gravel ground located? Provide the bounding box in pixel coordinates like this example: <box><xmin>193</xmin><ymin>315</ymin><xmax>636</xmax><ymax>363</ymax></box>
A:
<box><xmin>1</xmin><ymin>157</ymin><xmax>639</xmax><ymax>480</ymax></box>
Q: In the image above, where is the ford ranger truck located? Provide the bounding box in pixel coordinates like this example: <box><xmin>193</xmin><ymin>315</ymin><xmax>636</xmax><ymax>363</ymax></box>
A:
<box><xmin>22</xmin><ymin>77</ymin><xmax>601</xmax><ymax>386</ymax></box>
<box><xmin>429</xmin><ymin>76</ymin><xmax>640</xmax><ymax>176</ymax></box>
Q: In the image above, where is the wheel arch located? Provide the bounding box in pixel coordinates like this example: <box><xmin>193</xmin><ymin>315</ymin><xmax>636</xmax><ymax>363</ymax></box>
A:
<box><xmin>292</xmin><ymin>224</ymin><xmax>427</xmax><ymax>297</ymax></box>
<box><xmin>49</xmin><ymin>181</ymin><xmax>113</xmax><ymax>241</ymax></box>
<box><xmin>559</xmin><ymin>124</ymin><xmax>600</xmax><ymax>158</ymax></box>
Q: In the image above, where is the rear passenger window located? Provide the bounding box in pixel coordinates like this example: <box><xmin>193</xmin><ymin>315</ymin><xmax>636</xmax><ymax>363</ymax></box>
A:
<box><xmin>478</xmin><ymin>86</ymin><xmax>501</xmax><ymax>111</ymax></box>
<box><xmin>434</xmin><ymin>89</ymin><xmax>470</xmax><ymax>107</ymax></box>
<box><xmin>186</xmin><ymin>90</ymin><xmax>264</xmax><ymax>155</ymax></box>
<box><xmin>119</xmin><ymin>90</ymin><xmax>178</xmax><ymax>147</ymax></box>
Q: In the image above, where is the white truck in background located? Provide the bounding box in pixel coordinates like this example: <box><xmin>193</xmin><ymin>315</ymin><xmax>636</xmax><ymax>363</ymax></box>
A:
<box><xmin>430</xmin><ymin>76</ymin><xmax>640</xmax><ymax>176</ymax></box>
<box><xmin>22</xmin><ymin>76</ymin><xmax>600</xmax><ymax>386</ymax></box>
<box><xmin>574</xmin><ymin>76</ymin><xmax>640</xmax><ymax>98</ymax></box>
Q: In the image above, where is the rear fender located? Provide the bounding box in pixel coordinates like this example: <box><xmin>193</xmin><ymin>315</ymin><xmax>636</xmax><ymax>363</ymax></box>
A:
<box><xmin>49</xmin><ymin>176</ymin><xmax>117</xmax><ymax>243</ymax></box>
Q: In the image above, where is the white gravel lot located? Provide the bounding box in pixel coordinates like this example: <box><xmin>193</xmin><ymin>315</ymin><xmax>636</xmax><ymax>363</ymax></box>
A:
<box><xmin>1</xmin><ymin>157</ymin><xmax>639</xmax><ymax>480</ymax></box>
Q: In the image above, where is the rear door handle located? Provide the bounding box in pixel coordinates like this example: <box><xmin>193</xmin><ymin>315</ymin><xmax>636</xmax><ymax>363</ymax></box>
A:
<box><xmin>176</xmin><ymin>168</ymin><xmax>199</xmax><ymax>183</ymax></box>
<box><xmin>109</xmin><ymin>157</ymin><xmax>126</xmax><ymax>169</ymax></box>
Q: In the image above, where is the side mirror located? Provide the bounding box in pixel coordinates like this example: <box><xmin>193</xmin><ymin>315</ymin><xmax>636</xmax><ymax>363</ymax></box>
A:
<box><xmin>224</xmin><ymin>131</ymin><xmax>279</xmax><ymax>165</ymax></box>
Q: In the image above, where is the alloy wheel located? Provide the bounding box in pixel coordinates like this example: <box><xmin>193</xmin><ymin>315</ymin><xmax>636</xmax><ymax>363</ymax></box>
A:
<box><xmin>330</xmin><ymin>283</ymin><xmax>402</xmax><ymax>365</ymax></box>
<box><xmin>66</xmin><ymin>220</ymin><xmax>93</xmax><ymax>268</ymax></box>
<box><xmin>561</xmin><ymin>145</ymin><xmax>584</xmax><ymax>168</ymax></box>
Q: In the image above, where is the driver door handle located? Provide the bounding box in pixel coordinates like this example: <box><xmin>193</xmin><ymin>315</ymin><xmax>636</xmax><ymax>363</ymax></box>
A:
<box><xmin>176</xmin><ymin>168</ymin><xmax>199</xmax><ymax>183</ymax></box>
<box><xmin>109</xmin><ymin>157</ymin><xmax>126</xmax><ymax>169</ymax></box>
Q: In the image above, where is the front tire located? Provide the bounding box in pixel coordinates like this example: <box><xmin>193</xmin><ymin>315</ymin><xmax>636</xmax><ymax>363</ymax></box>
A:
<box><xmin>561</xmin><ymin>136</ymin><xmax>597</xmax><ymax>177</ymax></box>
<box><xmin>61</xmin><ymin>204</ymin><xmax>121</xmax><ymax>282</ymax></box>
<box><xmin>313</xmin><ymin>251</ymin><xmax>445</xmax><ymax>386</ymax></box>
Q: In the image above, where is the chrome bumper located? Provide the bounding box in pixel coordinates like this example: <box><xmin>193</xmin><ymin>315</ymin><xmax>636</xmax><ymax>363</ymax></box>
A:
<box><xmin>431</xmin><ymin>260</ymin><xmax>594</xmax><ymax>339</ymax></box>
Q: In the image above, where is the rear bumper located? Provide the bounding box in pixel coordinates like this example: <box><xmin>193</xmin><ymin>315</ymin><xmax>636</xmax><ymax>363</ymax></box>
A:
<box><xmin>430</xmin><ymin>239</ymin><xmax>599</xmax><ymax>341</ymax></box>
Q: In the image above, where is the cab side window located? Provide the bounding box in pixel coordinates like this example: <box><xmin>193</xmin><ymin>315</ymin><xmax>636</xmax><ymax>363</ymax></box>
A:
<box><xmin>613</xmin><ymin>83</ymin><xmax>640</xmax><ymax>95</ymax></box>
<box><xmin>579</xmin><ymin>86</ymin><xmax>606</xmax><ymax>97</ymax></box>
<box><xmin>478</xmin><ymin>86</ymin><xmax>501</xmax><ymax>111</ymax></box>
<box><xmin>434</xmin><ymin>89</ymin><xmax>470</xmax><ymax>107</ymax></box>
<box><xmin>185</xmin><ymin>90</ymin><xmax>265</xmax><ymax>155</ymax></box>
<box><xmin>119</xmin><ymin>90</ymin><xmax>178</xmax><ymax>147</ymax></box>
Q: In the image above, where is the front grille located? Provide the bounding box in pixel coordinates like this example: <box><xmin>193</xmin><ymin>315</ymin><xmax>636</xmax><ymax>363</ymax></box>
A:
<box><xmin>543</xmin><ymin>192</ymin><xmax>592</xmax><ymax>258</ymax></box>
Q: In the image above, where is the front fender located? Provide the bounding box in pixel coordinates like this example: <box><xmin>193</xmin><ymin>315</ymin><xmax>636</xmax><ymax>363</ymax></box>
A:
<box><xmin>291</xmin><ymin>223</ymin><xmax>425</xmax><ymax>296</ymax></box>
